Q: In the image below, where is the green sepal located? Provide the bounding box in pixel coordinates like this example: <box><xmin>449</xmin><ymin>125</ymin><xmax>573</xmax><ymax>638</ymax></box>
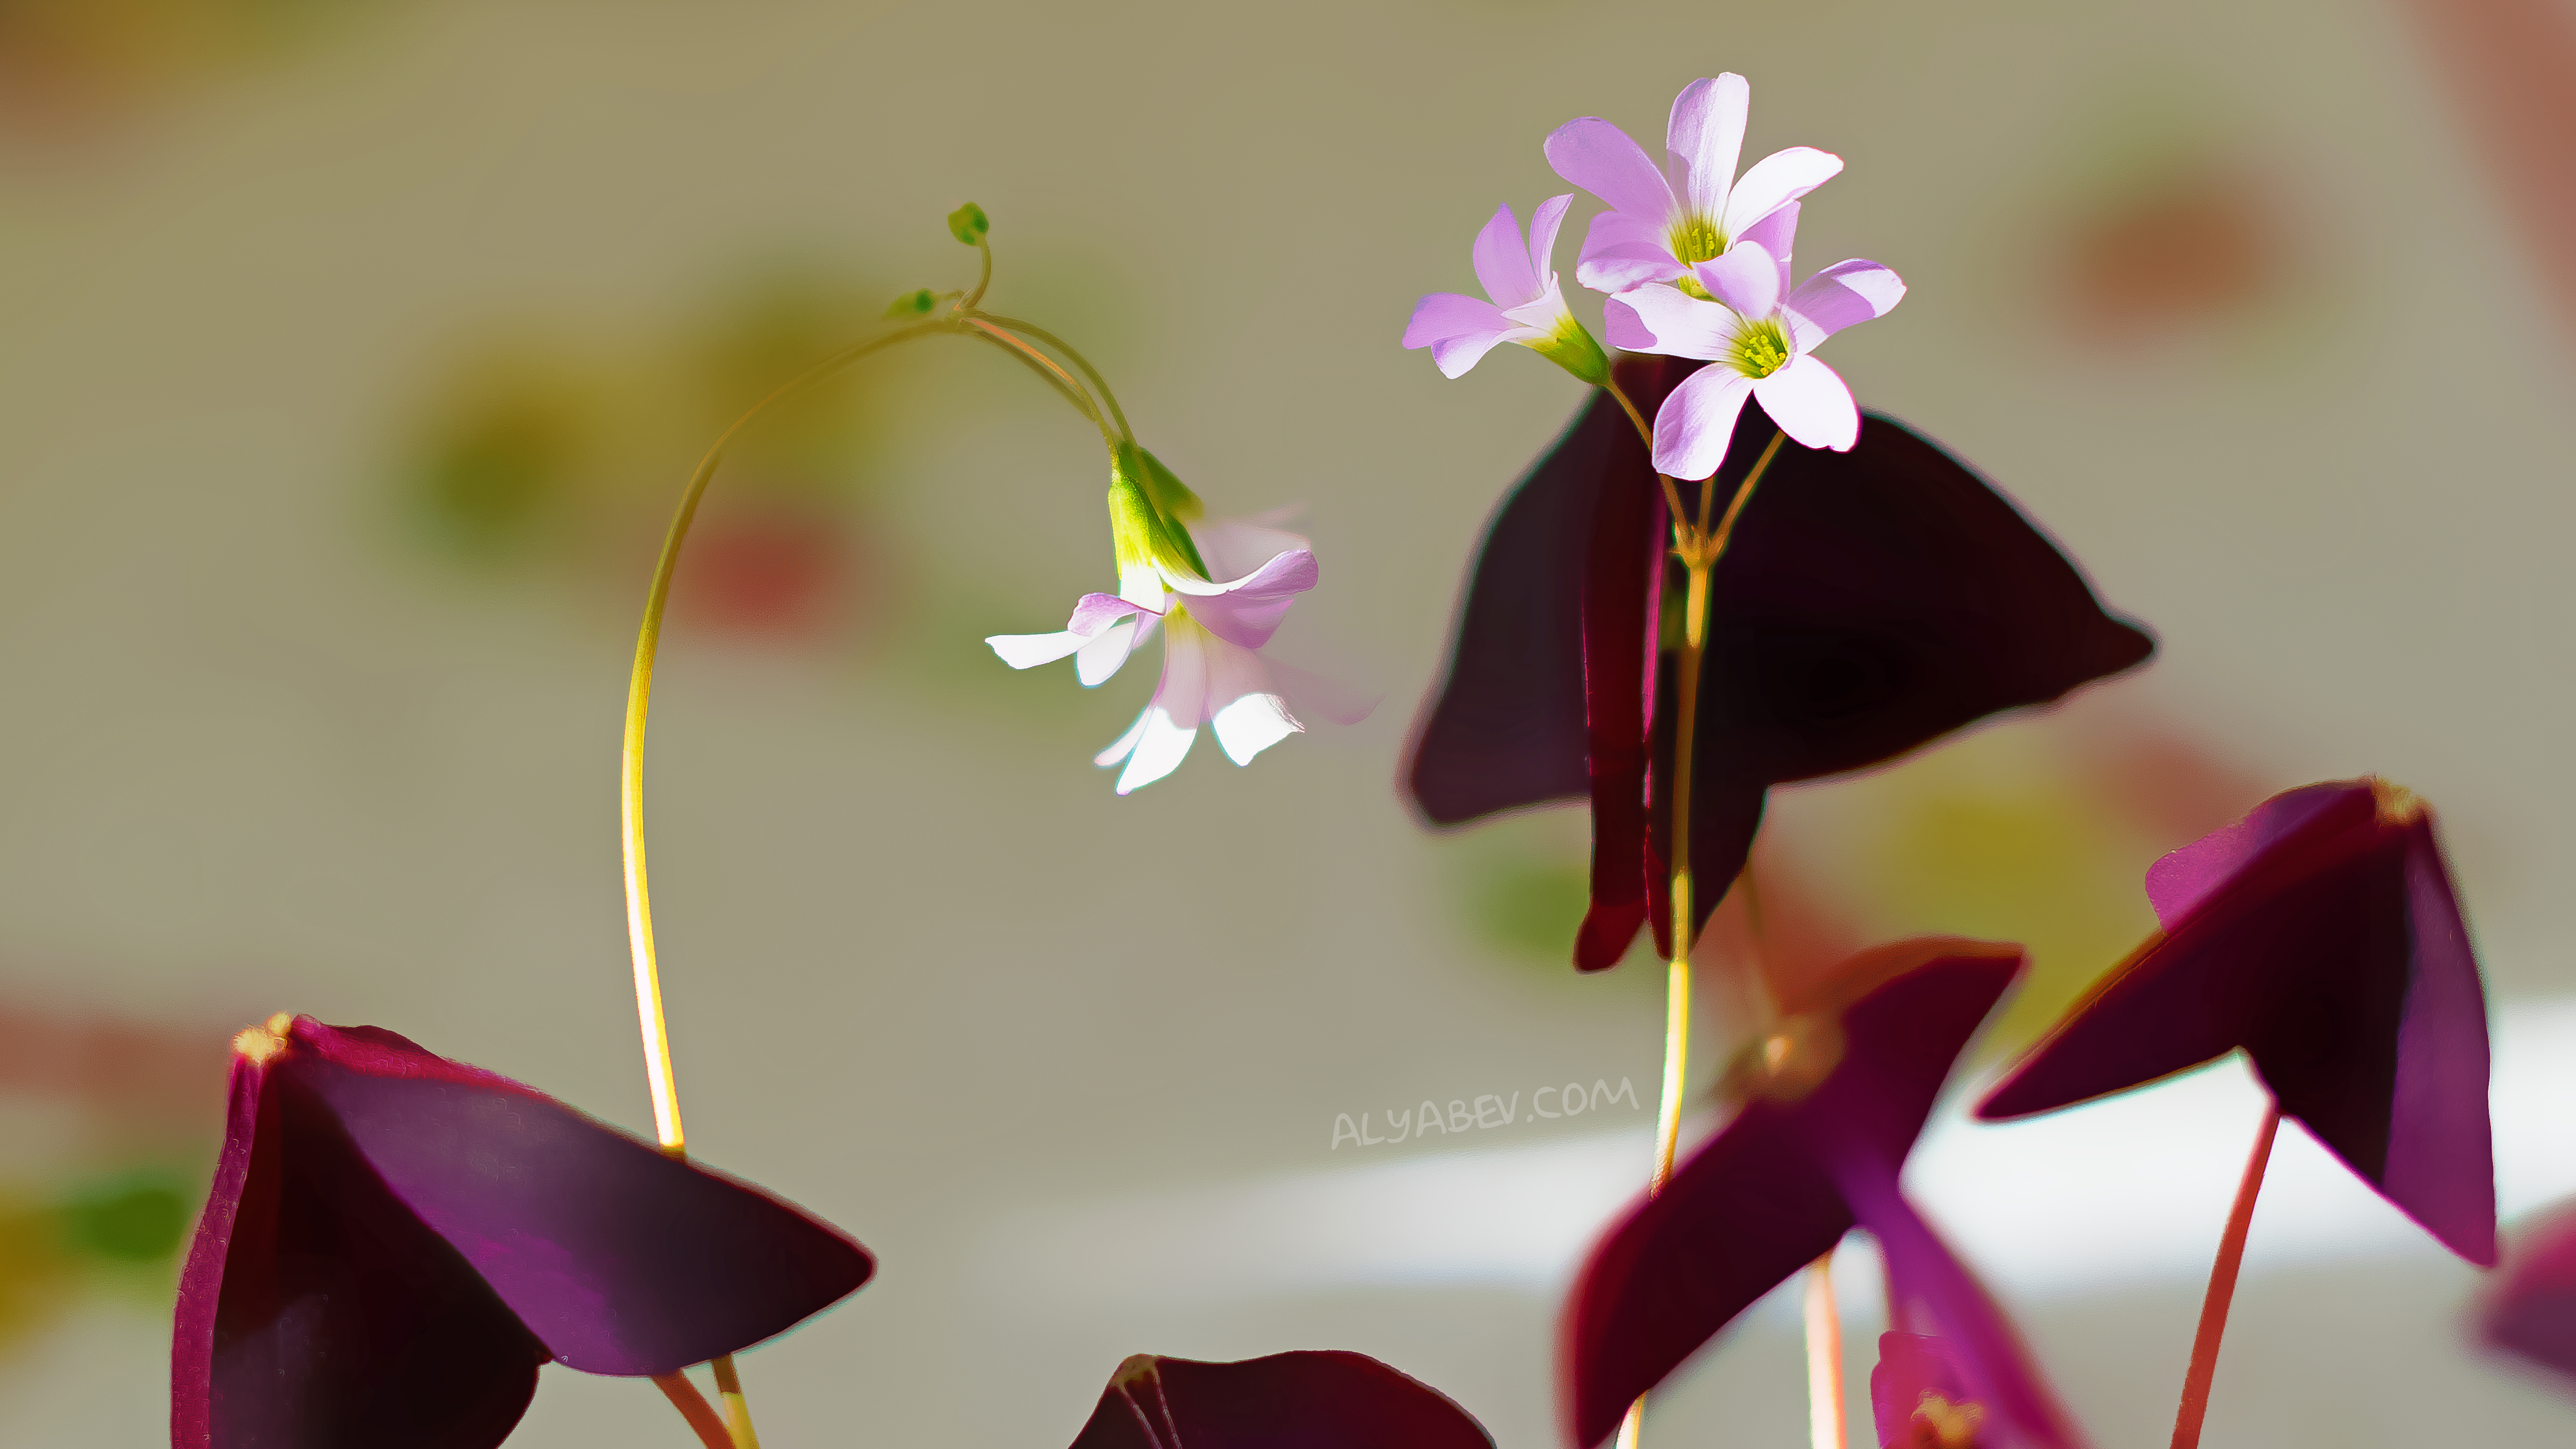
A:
<box><xmin>948</xmin><ymin>202</ymin><xmax>991</xmax><ymax>245</ymax></box>
<box><xmin>1529</xmin><ymin>319</ymin><xmax>1611</xmax><ymax>387</ymax></box>
<box><xmin>884</xmin><ymin>287</ymin><xmax>939</xmax><ymax>319</ymax></box>
<box><xmin>1108</xmin><ymin>446</ymin><xmax>1211</xmax><ymax>582</ymax></box>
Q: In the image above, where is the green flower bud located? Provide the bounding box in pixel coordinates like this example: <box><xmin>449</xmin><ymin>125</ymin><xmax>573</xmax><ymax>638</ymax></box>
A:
<box><xmin>947</xmin><ymin>202</ymin><xmax>990</xmax><ymax>246</ymax></box>
<box><xmin>884</xmin><ymin>287</ymin><xmax>939</xmax><ymax>319</ymax></box>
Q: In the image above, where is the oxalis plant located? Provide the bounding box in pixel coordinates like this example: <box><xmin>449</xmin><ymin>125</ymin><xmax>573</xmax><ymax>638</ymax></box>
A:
<box><xmin>168</xmin><ymin>72</ymin><xmax>2563</xmax><ymax>1449</ymax></box>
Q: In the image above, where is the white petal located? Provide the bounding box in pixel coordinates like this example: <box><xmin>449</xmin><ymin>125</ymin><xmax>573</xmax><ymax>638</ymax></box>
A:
<box><xmin>1752</xmin><ymin>353</ymin><xmax>1860</xmax><ymax>452</ymax></box>
<box><xmin>1653</xmin><ymin>366</ymin><xmax>1755</xmax><ymax>480</ymax></box>
<box><xmin>1783</xmin><ymin>259</ymin><xmax>1906</xmax><ymax>350</ymax></box>
<box><xmin>1114</xmin><ymin>707</ymin><xmax>1197</xmax><ymax>794</ymax></box>
<box><xmin>1093</xmin><ymin>707</ymin><xmax>1151</xmax><ymax>767</ymax></box>
<box><xmin>1719</xmin><ymin>146</ymin><xmax>1844</xmax><ymax>240</ymax></box>
<box><xmin>986</xmin><ymin>630</ymin><xmax>1087</xmax><ymax>670</ymax></box>
<box><xmin>1074</xmin><ymin>616</ymin><xmax>1141</xmax><ymax>686</ymax></box>
<box><xmin>1212</xmin><ymin>693</ymin><xmax>1301</xmax><ymax>765</ymax></box>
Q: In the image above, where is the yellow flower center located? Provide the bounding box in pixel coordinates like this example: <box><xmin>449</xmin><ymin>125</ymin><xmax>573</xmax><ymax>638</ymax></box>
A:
<box><xmin>233</xmin><ymin>1012</ymin><xmax>294</xmax><ymax>1064</ymax></box>
<box><xmin>1729</xmin><ymin>317</ymin><xmax>1791</xmax><ymax>379</ymax></box>
<box><xmin>1669</xmin><ymin>215</ymin><xmax>1727</xmax><ymax>265</ymax></box>
<box><xmin>1908</xmin><ymin>1392</ymin><xmax>1986</xmax><ymax>1449</ymax></box>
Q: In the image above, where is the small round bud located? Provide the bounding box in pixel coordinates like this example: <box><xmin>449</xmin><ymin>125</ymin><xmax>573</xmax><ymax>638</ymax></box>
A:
<box><xmin>884</xmin><ymin>288</ymin><xmax>939</xmax><ymax>319</ymax></box>
<box><xmin>947</xmin><ymin>203</ymin><xmax>990</xmax><ymax>246</ymax></box>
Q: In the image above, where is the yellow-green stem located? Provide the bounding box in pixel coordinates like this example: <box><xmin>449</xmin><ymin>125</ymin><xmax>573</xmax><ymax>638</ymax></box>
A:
<box><xmin>712</xmin><ymin>1354</ymin><xmax>760</xmax><ymax>1449</ymax></box>
<box><xmin>973</xmin><ymin>311</ymin><xmax>1134</xmax><ymax>442</ymax></box>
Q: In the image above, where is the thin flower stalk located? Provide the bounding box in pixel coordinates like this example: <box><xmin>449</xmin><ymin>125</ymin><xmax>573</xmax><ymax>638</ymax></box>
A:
<box><xmin>619</xmin><ymin>214</ymin><xmax>1130</xmax><ymax>1444</ymax></box>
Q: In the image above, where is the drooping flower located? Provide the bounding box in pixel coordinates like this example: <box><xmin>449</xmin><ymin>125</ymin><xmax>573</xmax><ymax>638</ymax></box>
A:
<box><xmin>989</xmin><ymin>443</ymin><xmax>1361</xmax><ymax>793</ymax></box>
<box><xmin>1064</xmin><ymin>1350</ymin><xmax>1494</xmax><ymax>1449</ymax></box>
<box><xmin>1604</xmin><ymin>203</ymin><xmax>1904</xmax><ymax>478</ymax></box>
<box><xmin>1404</xmin><ymin>358</ymin><xmax>2154</xmax><ymax>970</ymax></box>
<box><xmin>174</xmin><ymin>1015</ymin><xmax>873</xmax><ymax>1449</ymax></box>
<box><xmin>1403</xmin><ymin>196</ymin><xmax>1609</xmax><ymax>384</ymax></box>
<box><xmin>1544</xmin><ymin>73</ymin><xmax>1844</xmax><ymax>297</ymax></box>
<box><xmin>1562</xmin><ymin>940</ymin><xmax>2084</xmax><ymax>1449</ymax></box>
<box><xmin>1977</xmin><ymin>778</ymin><xmax>2497</xmax><ymax>1265</ymax></box>
<box><xmin>2478</xmin><ymin>1199</ymin><xmax>2576</xmax><ymax>1384</ymax></box>
<box><xmin>1872</xmin><ymin>1334</ymin><xmax>1989</xmax><ymax>1449</ymax></box>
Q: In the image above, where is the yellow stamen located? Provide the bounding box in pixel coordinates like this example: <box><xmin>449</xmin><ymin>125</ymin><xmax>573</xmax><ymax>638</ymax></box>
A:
<box><xmin>2371</xmin><ymin>776</ymin><xmax>2425</xmax><ymax>826</ymax></box>
<box><xmin>1909</xmin><ymin>1391</ymin><xmax>1986</xmax><ymax>1449</ymax></box>
<box><xmin>1669</xmin><ymin>216</ymin><xmax>1726</xmax><ymax>265</ymax></box>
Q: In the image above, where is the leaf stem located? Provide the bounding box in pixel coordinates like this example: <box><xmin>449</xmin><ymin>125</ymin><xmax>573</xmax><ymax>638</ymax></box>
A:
<box><xmin>1805</xmin><ymin>1255</ymin><xmax>1846</xmax><ymax>1449</ymax></box>
<box><xmin>2171</xmin><ymin>1102</ymin><xmax>2281</xmax><ymax>1449</ymax></box>
<box><xmin>653</xmin><ymin>1371</ymin><xmax>733</xmax><ymax>1449</ymax></box>
<box><xmin>712</xmin><ymin>1354</ymin><xmax>761</xmax><ymax>1449</ymax></box>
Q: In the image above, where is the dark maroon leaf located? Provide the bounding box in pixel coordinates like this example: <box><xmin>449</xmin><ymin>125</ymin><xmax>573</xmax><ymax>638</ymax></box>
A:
<box><xmin>1066</xmin><ymin>1350</ymin><xmax>1494</xmax><ymax>1449</ymax></box>
<box><xmin>1977</xmin><ymin>779</ymin><xmax>2496</xmax><ymax>1265</ymax></box>
<box><xmin>1404</xmin><ymin>374</ymin><xmax>2152</xmax><ymax>970</ymax></box>
<box><xmin>2482</xmin><ymin>1199</ymin><xmax>2576</xmax><ymax>1385</ymax></box>
<box><xmin>174</xmin><ymin>1016</ymin><xmax>875</xmax><ymax>1449</ymax></box>
<box><xmin>1564</xmin><ymin>941</ymin><xmax>2081</xmax><ymax>1449</ymax></box>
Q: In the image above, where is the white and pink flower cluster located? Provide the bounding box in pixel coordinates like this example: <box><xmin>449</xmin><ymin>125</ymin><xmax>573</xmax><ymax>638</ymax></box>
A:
<box><xmin>1405</xmin><ymin>74</ymin><xmax>1907</xmax><ymax>481</ymax></box>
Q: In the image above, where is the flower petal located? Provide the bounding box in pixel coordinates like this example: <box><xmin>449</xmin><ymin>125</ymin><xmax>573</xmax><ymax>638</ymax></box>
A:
<box><xmin>1404</xmin><ymin>293</ymin><xmax>1528</xmax><ymax>378</ymax></box>
<box><xmin>1573</xmin><ymin>209</ymin><xmax>1683</xmax><ymax>294</ymax></box>
<box><xmin>1609</xmin><ymin>282</ymin><xmax>1737</xmax><ymax>360</ymax></box>
<box><xmin>1719</xmin><ymin>145</ymin><xmax>1844</xmax><ymax>239</ymax></box>
<box><xmin>987</xmin><ymin>629</ymin><xmax>1088</xmax><ymax>670</ymax></box>
<box><xmin>1752</xmin><ymin>353</ymin><xmax>1860</xmax><ymax>452</ymax></box>
<box><xmin>1212</xmin><ymin>692</ymin><xmax>1301</xmax><ymax>765</ymax></box>
<box><xmin>1164</xmin><ymin>549</ymin><xmax>1317</xmax><ymax>649</ymax></box>
<box><xmin>1665</xmin><ymin>74</ymin><xmax>1750</xmax><ymax>224</ymax></box>
<box><xmin>1471</xmin><ymin>202</ymin><xmax>1541</xmax><ymax>309</ymax></box>
<box><xmin>1066</xmin><ymin>1351</ymin><xmax>1495</xmax><ymax>1449</ymax></box>
<box><xmin>1093</xmin><ymin>707</ymin><xmax>1152</xmax><ymax>768</ymax></box>
<box><xmin>1075</xmin><ymin>616</ymin><xmax>1142</xmax><ymax>686</ymax></box>
<box><xmin>1694</xmin><ymin>239</ymin><xmax>1781</xmax><ymax>320</ymax></box>
<box><xmin>1783</xmin><ymin>259</ymin><xmax>1906</xmax><ymax>349</ymax></box>
<box><xmin>1527</xmin><ymin>193</ymin><xmax>1576</xmax><ymax>287</ymax></box>
<box><xmin>1544</xmin><ymin>116</ymin><xmax>1676</xmax><ymax>225</ymax></box>
<box><xmin>1653</xmin><ymin>365</ymin><xmax>1755</xmax><ymax>480</ymax></box>
<box><xmin>1737</xmin><ymin>202</ymin><xmax>1800</xmax><ymax>297</ymax></box>
<box><xmin>1113</xmin><ymin>707</ymin><xmax>1196</xmax><ymax>794</ymax></box>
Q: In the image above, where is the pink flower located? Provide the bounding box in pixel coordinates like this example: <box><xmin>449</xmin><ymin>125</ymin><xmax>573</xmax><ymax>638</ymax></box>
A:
<box><xmin>990</xmin><ymin>510</ymin><xmax>1354</xmax><ymax>794</ymax></box>
<box><xmin>1603</xmin><ymin>204</ymin><xmax>1904</xmax><ymax>479</ymax></box>
<box><xmin>1403</xmin><ymin>196</ymin><xmax>1608</xmax><ymax>383</ymax></box>
<box><xmin>1545</xmin><ymin>74</ymin><xmax>1843</xmax><ymax>296</ymax></box>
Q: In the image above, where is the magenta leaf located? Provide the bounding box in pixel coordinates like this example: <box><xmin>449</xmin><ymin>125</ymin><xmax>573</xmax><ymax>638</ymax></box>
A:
<box><xmin>1065</xmin><ymin>1350</ymin><xmax>1494</xmax><ymax>1449</ymax></box>
<box><xmin>2482</xmin><ymin>1199</ymin><xmax>2576</xmax><ymax>1385</ymax></box>
<box><xmin>1978</xmin><ymin>779</ymin><xmax>2497</xmax><ymax>1265</ymax></box>
<box><xmin>174</xmin><ymin>1016</ymin><xmax>874</xmax><ymax>1449</ymax></box>
<box><xmin>1562</xmin><ymin>942</ymin><xmax>2084</xmax><ymax>1449</ymax></box>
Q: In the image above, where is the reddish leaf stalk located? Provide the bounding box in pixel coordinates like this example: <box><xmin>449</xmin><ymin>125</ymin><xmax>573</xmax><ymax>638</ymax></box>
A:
<box><xmin>655</xmin><ymin>1372</ymin><xmax>734</xmax><ymax>1449</ymax></box>
<box><xmin>2171</xmin><ymin>1103</ymin><xmax>2280</xmax><ymax>1449</ymax></box>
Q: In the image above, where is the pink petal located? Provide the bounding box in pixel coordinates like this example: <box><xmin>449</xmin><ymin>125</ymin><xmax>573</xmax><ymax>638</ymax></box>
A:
<box><xmin>1665</xmin><ymin>75</ymin><xmax>1750</xmax><ymax>224</ymax></box>
<box><xmin>1573</xmin><ymin>209</ymin><xmax>1683</xmax><ymax>294</ymax></box>
<box><xmin>1719</xmin><ymin>146</ymin><xmax>1844</xmax><ymax>240</ymax></box>
<box><xmin>1404</xmin><ymin>293</ymin><xmax>1521</xmax><ymax>378</ymax></box>
<box><xmin>1737</xmin><ymin>202</ymin><xmax>1800</xmax><ymax>297</ymax></box>
<box><xmin>1527</xmin><ymin>193</ymin><xmax>1576</xmax><ymax>287</ymax></box>
<box><xmin>1267</xmin><ymin>658</ymin><xmax>1379</xmax><ymax>726</ymax></box>
<box><xmin>1783</xmin><ymin>259</ymin><xmax>1906</xmax><ymax>349</ymax></box>
<box><xmin>1193</xmin><ymin>516</ymin><xmax>1312</xmax><ymax>581</ymax></box>
<box><xmin>1543</xmin><ymin>117</ymin><xmax>1675</xmax><ymax>224</ymax></box>
<box><xmin>1068</xmin><ymin>591</ymin><xmax>1153</xmax><ymax>634</ymax></box>
<box><xmin>1177</xmin><ymin>548</ymin><xmax>1319</xmax><ymax>650</ymax></box>
<box><xmin>1752</xmin><ymin>354</ymin><xmax>1860</xmax><ymax>452</ymax></box>
<box><xmin>1601</xmin><ymin>296</ymin><xmax>1656</xmax><ymax>352</ymax></box>
<box><xmin>1652</xmin><ymin>366</ymin><xmax>1754</xmax><ymax>480</ymax></box>
<box><xmin>1471</xmin><ymin>202</ymin><xmax>1541</xmax><ymax>308</ymax></box>
<box><xmin>1613</xmin><ymin>283</ymin><xmax>1737</xmax><ymax>360</ymax></box>
<box><xmin>1694</xmin><ymin>240</ymin><xmax>1781</xmax><ymax>320</ymax></box>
